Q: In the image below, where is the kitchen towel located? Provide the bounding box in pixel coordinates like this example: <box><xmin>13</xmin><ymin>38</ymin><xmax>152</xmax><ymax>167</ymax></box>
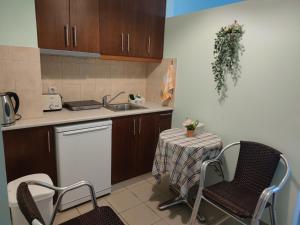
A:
<box><xmin>161</xmin><ymin>60</ymin><xmax>176</xmax><ymax>105</ymax></box>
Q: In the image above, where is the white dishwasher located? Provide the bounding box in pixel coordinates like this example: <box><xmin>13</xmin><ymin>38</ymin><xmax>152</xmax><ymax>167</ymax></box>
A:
<box><xmin>55</xmin><ymin>120</ymin><xmax>112</xmax><ymax>210</ymax></box>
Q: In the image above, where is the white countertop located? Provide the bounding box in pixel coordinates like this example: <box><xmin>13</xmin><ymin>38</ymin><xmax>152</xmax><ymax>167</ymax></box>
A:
<box><xmin>2</xmin><ymin>102</ymin><xmax>173</xmax><ymax>131</ymax></box>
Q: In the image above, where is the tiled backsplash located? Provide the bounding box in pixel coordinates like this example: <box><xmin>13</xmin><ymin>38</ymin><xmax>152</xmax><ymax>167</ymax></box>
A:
<box><xmin>41</xmin><ymin>56</ymin><xmax>148</xmax><ymax>103</ymax></box>
<box><xmin>0</xmin><ymin>46</ymin><xmax>43</xmax><ymax>119</ymax></box>
<box><xmin>41</xmin><ymin>56</ymin><xmax>175</xmax><ymax>105</ymax></box>
<box><xmin>0</xmin><ymin>45</ymin><xmax>176</xmax><ymax>119</ymax></box>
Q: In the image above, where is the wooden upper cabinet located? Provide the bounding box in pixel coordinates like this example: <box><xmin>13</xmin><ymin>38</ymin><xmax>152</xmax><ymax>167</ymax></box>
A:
<box><xmin>70</xmin><ymin>0</ymin><xmax>100</xmax><ymax>53</ymax></box>
<box><xmin>146</xmin><ymin>0</ymin><xmax>166</xmax><ymax>59</ymax></box>
<box><xmin>129</xmin><ymin>0</ymin><xmax>166</xmax><ymax>59</ymax></box>
<box><xmin>35</xmin><ymin>0</ymin><xmax>100</xmax><ymax>53</ymax></box>
<box><xmin>36</xmin><ymin>0</ymin><xmax>166</xmax><ymax>59</ymax></box>
<box><xmin>35</xmin><ymin>0</ymin><xmax>70</xmax><ymax>50</ymax></box>
<box><xmin>127</xmin><ymin>0</ymin><xmax>147</xmax><ymax>58</ymax></box>
<box><xmin>99</xmin><ymin>0</ymin><xmax>166</xmax><ymax>60</ymax></box>
<box><xmin>99</xmin><ymin>0</ymin><xmax>126</xmax><ymax>56</ymax></box>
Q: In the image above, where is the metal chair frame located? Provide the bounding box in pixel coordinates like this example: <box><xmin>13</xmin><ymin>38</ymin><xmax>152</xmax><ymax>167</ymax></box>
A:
<box><xmin>25</xmin><ymin>180</ymin><xmax>98</xmax><ymax>225</ymax></box>
<box><xmin>189</xmin><ymin>142</ymin><xmax>290</xmax><ymax>225</ymax></box>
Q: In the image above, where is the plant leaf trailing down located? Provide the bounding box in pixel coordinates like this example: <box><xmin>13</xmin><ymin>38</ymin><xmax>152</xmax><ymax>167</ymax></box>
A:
<box><xmin>212</xmin><ymin>21</ymin><xmax>245</xmax><ymax>98</ymax></box>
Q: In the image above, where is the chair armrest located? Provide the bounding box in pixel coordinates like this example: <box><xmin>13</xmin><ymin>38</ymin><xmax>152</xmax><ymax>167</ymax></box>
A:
<box><xmin>27</xmin><ymin>180</ymin><xmax>98</xmax><ymax>225</ymax></box>
<box><xmin>214</xmin><ymin>142</ymin><xmax>241</xmax><ymax>161</ymax></box>
<box><xmin>252</xmin><ymin>186</ymin><xmax>276</xmax><ymax>221</ymax></box>
<box><xmin>252</xmin><ymin>154</ymin><xmax>290</xmax><ymax>221</ymax></box>
<box><xmin>274</xmin><ymin>155</ymin><xmax>290</xmax><ymax>192</ymax></box>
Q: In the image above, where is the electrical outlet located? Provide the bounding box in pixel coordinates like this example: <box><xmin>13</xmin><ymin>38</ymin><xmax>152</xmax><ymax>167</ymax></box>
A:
<box><xmin>48</xmin><ymin>86</ymin><xmax>57</xmax><ymax>94</ymax></box>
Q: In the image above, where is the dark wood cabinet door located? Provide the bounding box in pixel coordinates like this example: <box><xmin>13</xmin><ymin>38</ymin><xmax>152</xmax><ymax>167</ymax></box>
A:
<box><xmin>3</xmin><ymin>127</ymin><xmax>57</xmax><ymax>184</ymax></box>
<box><xmin>147</xmin><ymin>0</ymin><xmax>166</xmax><ymax>59</ymax></box>
<box><xmin>127</xmin><ymin>0</ymin><xmax>148</xmax><ymax>58</ymax></box>
<box><xmin>99</xmin><ymin>0</ymin><xmax>126</xmax><ymax>56</ymax></box>
<box><xmin>111</xmin><ymin>116</ymin><xmax>137</xmax><ymax>184</ymax></box>
<box><xmin>70</xmin><ymin>0</ymin><xmax>100</xmax><ymax>53</ymax></box>
<box><xmin>124</xmin><ymin>0</ymin><xmax>166</xmax><ymax>59</ymax></box>
<box><xmin>35</xmin><ymin>0</ymin><xmax>70</xmax><ymax>50</ymax></box>
<box><xmin>112</xmin><ymin>111</ymin><xmax>172</xmax><ymax>183</ymax></box>
<box><xmin>99</xmin><ymin>0</ymin><xmax>166</xmax><ymax>59</ymax></box>
<box><xmin>159</xmin><ymin>111</ymin><xmax>172</xmax><ymax>133</ymax></box>
<box><xmin>136</xmin><ymin>113</ymin><xmax>160</xmax><ymax>175</ymax></box>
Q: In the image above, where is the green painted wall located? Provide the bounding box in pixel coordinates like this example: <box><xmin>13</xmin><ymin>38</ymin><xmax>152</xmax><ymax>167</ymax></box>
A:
<box><xmin>0</xmin><ymin>0</ymin><xmax>37</xmax><ymax>47</ymax></box>
<box><xmin>0</xmin><ymin>126</ymin><xmax>11</xmax><ymax>225</ymax></box>
<box><xmin>164</xmin><ymin>0</ymin><xmax>300</xmax><ymax>224</ymax></box>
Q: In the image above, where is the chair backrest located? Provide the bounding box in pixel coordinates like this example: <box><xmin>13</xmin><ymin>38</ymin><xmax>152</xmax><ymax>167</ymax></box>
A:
<box><xmin>17</xmin><ymin>182</ymin><xmax>46</xmax><ymax>225</ymax></box>
<box><xmin>233</xmin><ymin>141</ymin><xmax>281</xmax><ymax>196</ymax></box>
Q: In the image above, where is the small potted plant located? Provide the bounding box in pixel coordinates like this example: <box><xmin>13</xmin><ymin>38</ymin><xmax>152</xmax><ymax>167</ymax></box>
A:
<box><xmin>182</xmin><ymin>118</ymin><xmax>199</xmax><ymax>137</ymax></box>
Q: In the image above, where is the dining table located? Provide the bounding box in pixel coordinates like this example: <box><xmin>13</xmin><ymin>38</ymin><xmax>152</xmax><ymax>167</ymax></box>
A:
<box><xmin>152</xmin><ymin>128</ymin><xmax>223</xmax><ymax>210</ymax></box>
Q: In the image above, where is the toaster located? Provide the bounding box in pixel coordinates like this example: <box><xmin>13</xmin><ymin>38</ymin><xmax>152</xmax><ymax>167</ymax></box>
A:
<box><xmin>42</xmin><ymin>94</ymin><xmax>63</xmax><ymax>111</ymax></box>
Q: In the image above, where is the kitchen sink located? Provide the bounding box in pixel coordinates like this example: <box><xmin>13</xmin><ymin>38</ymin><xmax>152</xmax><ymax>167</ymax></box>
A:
<box><xmin>105</xmin><ymin>103</ymin><xmax>147</xmax><ymax>111</ymax></box>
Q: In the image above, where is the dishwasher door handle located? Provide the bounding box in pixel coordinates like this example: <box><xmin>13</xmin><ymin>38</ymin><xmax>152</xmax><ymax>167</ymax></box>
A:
<box><xmin>62</xmin><ymin>126</ymin><xmax>110</xmax><ymax>136</ymax></box>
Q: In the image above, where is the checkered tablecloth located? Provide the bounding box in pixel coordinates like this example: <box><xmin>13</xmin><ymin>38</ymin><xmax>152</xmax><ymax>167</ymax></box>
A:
<box><xmin>152</xmin><ymin>128</ymin><xmax>222</xmax><ymax>198</ymax></box>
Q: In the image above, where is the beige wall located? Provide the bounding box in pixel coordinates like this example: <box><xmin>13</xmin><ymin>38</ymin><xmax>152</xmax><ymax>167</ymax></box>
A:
<box><xmin>0</xmin><ymin>0</ymin><xmax>37</xmax><ymax>48</ymax></box>
<box><xmin>164</xmin><ymin>0</ymin><xmax>300</xmax><ymax>224</ymax></box>
<box><xmin>0</xmin><ymin>45</ymin><xmax>42</xmax><ymax>118</ymax></box>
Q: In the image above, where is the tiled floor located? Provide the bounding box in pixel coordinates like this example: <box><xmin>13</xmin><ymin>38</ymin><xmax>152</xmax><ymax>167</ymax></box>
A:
<box><xmin>53</xmin><ymin>173</ymin><xmax>250</xmax><ymax>225</ymax></box>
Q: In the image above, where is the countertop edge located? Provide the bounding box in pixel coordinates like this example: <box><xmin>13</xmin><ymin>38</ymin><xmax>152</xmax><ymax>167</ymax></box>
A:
<box><xmin>2</xmin><ymin>105</ymin><xmax>173</xmax><ymax>131</ymax></box>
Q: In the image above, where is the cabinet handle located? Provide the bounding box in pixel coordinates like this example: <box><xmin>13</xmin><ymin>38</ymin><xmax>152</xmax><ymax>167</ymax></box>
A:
<box><xmin>133</xmin><ymin>118</ymin><xmax>136</xmax><ymax>136</ymax></box>
<box><xmin>63</xmin><ymin>126</ymin><xmax>109</xmax><ymax>136</ymax></box>
<box><xmin>121</xmin><ymin>33</ymin><xmax>124</xmax><ymax>52</ymax></box>
<box><xmin>147</xmin><ymin>35</ymin><xmax>151</xmax><ymax>55</ymax></box>
<box><xmin>47</xmin><ymin>130</ymin><xmax>51</xmax><ymax>153</ymax></box>
<box><xmin>127</xmin><ymin>33</ymin><xmax>130</xmax><ymax>52</ymax></box>
<box><xmin>139</xmin><ymin>118</ymin><xmax>141</xmax><ymax>135</ymax></box>
<box><xmin>72</xmin><ymin>25</ymin><xmax>77</xmax><ymax>47</ymax></box>
<box><xmin>160</xmin><ymin>113</ymin><xmax>172</xmax><ymax>117</ymax></box>
<box><xmin>64</xmin><ymin>25</ymin><xmax>70</xmax><ymax>47</ymax></box>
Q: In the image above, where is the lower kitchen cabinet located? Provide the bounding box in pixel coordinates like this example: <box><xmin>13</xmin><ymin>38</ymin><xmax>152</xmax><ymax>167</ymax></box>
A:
<box><xmin>159</xmin><ymin>111</ymin><xmax>173</xmax><ymax>133</ymax></box>
<box><xmin>3</xmin><ymin>126</ymin><xmax>57</xmax><ymax>184</ymax></box>
<box><xmin>136</xmin><ymin>113</ymin><xmax>159</xmax><ymax>176</ymax></box>
<box><xmin>2</xmin><ymin>111</ymin><xmax>172</xmax><ymax>185</ymax></box>
<box><xmin>111</xmin><ymin>116</ymin><xmax>137</xmax><ymax>184</ymax></box>
<box><xmin>112</xmin><ymin>111</ymin><xmax>172</xmax><ymax>184</ymax></box>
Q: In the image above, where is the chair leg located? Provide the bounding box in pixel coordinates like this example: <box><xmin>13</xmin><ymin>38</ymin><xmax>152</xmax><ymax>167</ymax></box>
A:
<box><xmin>189</xmin><ymin>182</ymin><xmax>206</xmax><ymax>225</ymax></box>
<box><xmin>189</xmin><ymin>197</ymin><xmax>203</xmax><ymax>225</ymax></box>
<box><xmin>269</xmin><ymin>195</ymin><xmax>278</xmax><ymax>225</ymax></box>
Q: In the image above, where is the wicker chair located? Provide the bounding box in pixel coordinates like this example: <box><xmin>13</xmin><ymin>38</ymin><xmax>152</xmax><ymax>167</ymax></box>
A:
<box><xmin>189</xmin><ymin>141</ymin><xmax>290</xmax><ymax>225</ymax></box>
<box><xmin>17</xmin><ymin>180</ymin><xmax>125</xmax><ymax>225</ymax></box>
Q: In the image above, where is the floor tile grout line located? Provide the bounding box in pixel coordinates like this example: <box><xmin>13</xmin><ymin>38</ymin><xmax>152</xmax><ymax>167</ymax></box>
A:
<box><xmin>144</xmin><ymin>201</ymin><xmax>168</xmax><ymax>221</ymax></box>
<box><xmin>119</xmin><ymin>202</ymin><xmax>160</xmax><ymax>225</ymax></box>
<box><xmin>119</xmin><ymin>202</ymin><xmax>144</xmax><ymax>214</ymax></box>
<box><xmin>118</xmin><ymin>212</ymin><xmax>131</xmax><ymax>225</ymax></box>
<box><xmin>122</xmin><ymin>176</ymin><xmax>191</xmax><ymax>222</ymax></box>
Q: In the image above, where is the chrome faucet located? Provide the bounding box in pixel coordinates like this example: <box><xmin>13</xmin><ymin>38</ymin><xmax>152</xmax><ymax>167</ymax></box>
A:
<box><xmin>102</xmin><ymin>91</ymin><xmax>125</xmax><ymax>106</ymax></box>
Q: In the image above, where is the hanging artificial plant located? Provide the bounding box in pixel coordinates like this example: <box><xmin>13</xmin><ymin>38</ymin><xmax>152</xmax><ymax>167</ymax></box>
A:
<box><xmin>212</xmin><ymin>21</ymin><xmax>245</xmax><ymax>97</ymax></box>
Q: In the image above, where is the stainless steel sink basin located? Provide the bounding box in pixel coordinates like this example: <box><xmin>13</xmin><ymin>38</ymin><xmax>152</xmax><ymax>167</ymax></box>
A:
<box><xmin>105</xmin><ymin>103</ymin><xmax>147</xmax><ymax>112</ymax></box>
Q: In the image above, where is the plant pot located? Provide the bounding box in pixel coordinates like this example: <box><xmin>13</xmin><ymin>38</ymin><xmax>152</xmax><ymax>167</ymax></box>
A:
<box><xmin>186</xmin><ymin>129</ymin><xmax>195</xmax><ymax>137</ymax></box>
